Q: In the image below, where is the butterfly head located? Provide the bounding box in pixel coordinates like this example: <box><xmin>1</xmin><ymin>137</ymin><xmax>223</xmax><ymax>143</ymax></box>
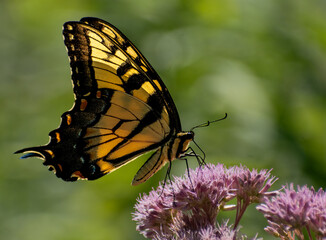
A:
<box><xmin>176</xmin><ymin>131</ymin><xmax>195</xmax><ymax>156</ymax></box>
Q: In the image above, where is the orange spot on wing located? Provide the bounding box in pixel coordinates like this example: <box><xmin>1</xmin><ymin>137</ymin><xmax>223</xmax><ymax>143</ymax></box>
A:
<box><xmin>80</xmin><ymin>99</ymin><xmax>88</xmax><ymax>111</ymax></box>
<box><xmin>71</xmin><ymin>171</ymin><xmax>85</xmax><ymax>179</ymax></box>
<box><xmin>55</xmin><ymin>132</ymin><xmax>61</xmax><ymax>143</ymax></box>
<box><xmin>57</xmin><ymin>163</ymin><xmax>63</xmax><ymax>171</ymax></box>
<box><xmin>45</xmin><ymin>149</ymin><xmax>54</xmax><ymax>158</ymax></box>
<box><xmin>66</xmin><ymin>114</ymin><xmax>72</xmax><ymax>125</ymax></box>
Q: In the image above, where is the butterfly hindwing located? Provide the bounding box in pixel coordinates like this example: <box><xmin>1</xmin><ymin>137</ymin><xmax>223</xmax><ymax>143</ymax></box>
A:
<box><xmin>83</xmin><ymin>89</ymin><xmax>170</xmax><ymax>163</ymax></box>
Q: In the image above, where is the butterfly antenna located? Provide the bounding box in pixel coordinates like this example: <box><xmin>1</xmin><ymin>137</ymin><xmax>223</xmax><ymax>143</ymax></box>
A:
<box><xmin>190</xmin><ymin>113</ymin><xmax>227</xmax><ymax>131</ymax></box>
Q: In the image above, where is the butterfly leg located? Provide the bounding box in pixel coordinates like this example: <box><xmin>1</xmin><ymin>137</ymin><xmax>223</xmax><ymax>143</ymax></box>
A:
<box><xmin>179</xmin><ymin>156</ymin><xmax>195</xmax><ymax>192</ymax></box>
<box><xmin>159</xmin><ymin>160</ymin><xmax>176</xmax><ymax>205</ymax></box>
<box><xmin>159</xmin><ymin>162</ymin><xmax>170</xmax><ymax>195</ymax></box>
<box><xmin>184</xmin><ymin>146</ymin><xmax>205</xmax><ymax>166</ymax></box>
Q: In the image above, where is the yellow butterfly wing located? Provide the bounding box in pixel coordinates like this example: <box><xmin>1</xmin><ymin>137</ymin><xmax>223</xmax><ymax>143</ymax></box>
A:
<box><xmin>15</xmin><ymin>17</ymin><xmax>184</xmax><ymax>183</ymax></box>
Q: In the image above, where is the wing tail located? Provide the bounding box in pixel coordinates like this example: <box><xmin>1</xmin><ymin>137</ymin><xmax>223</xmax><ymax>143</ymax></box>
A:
<box><xmin>15</xmin><ymin>146</ymin><xmax>60</xmax><ymax>173</ymax></box>
<box><xmin>15</xmin><ymin>146</ymin><xmax>47</xmax><ymax>160</ymax></box>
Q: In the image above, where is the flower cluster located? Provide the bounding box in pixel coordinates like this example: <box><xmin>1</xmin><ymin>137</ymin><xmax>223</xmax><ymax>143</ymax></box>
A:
<box><xmin>227</xmin><ymin>166</ymin><xmax>278</xmax><ymax>228</ymax></box>
<box><xmin>257</xmin><ymin>184</ymin><xmax>326</xmax><ymax>239</ymax></box>
<box><xmin>133</xmin><ymin>163</ymin><xmax>276</xmax><ymax>239</ymax></box>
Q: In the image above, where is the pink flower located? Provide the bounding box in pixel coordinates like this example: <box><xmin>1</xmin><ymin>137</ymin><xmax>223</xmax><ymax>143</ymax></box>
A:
<box><xmin>133</xmin><ymin>163</ymin><xmax>276</xmax><ymax>239</ymax></box>
<box><xmin>257</xmin><ymin>184</ymin><xmax>326</xmax><ymax>239</ymax></box>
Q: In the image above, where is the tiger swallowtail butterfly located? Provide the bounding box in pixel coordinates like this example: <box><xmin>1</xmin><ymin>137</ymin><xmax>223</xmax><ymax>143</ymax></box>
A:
<box><xmin>15</xmin><ymin>17</ymin><xmax>195</xmax><ymax>185</ymax></box>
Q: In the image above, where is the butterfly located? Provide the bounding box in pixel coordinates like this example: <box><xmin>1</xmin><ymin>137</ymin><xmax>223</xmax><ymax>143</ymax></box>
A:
<box><xmin>15</xmin><ymin>17</ymin><xmax>196</xmax><ymax>185</ymax></box>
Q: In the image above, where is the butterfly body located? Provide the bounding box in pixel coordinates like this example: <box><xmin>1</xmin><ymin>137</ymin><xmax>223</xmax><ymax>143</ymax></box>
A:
<box><xmin>15</xmin><ymin>17</ymin><xmax>194</xmax><ymax>185</ymax></box>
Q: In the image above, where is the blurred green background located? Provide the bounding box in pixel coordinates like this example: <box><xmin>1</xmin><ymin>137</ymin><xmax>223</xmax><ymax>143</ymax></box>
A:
<box><xmin>1</xmin><ymin>0</ymin><xmax>326</xmax><ymax>239</ymax></box>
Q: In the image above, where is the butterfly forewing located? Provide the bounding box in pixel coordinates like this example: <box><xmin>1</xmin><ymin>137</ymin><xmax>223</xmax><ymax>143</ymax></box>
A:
<box><xmin>80</xmin><ymin>17</ymin><xmax>181</xmax><ymax>130</ymax></box>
